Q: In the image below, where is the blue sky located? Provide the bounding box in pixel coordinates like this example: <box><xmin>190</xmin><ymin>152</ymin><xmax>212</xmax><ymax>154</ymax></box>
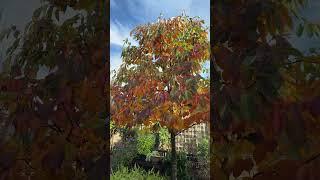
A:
<box><xmin>110</xmin><ymin>0</ymin><xmax>210</xmax><ymax>77</ymax></box>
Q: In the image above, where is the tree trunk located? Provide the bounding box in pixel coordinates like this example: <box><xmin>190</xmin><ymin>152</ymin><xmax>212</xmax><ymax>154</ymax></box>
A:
<box><xmin>170</xmin><ymin>131</ymin><xmax>177</xmax><ymax>180</ymax></box>
<box><xmin>154</xmin><ymin>132</ymin><xmax>160</xmax><ymax>150</ymax></box>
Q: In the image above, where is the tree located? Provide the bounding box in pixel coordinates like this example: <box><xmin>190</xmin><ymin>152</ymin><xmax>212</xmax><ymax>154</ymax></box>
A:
<box><xmin>111</xmin><ymin>14</ymin><xmax>210</xmax><ymax>180</ymax></box>
<box><xmin>0</xmin><ymin>0</ymin><xmax>108</xmax><ymax>179</ymax></box>
<box><xmin>212</xmin><ymin>0</ymin><xmax>320</xmax><ymax>179</ymax></box>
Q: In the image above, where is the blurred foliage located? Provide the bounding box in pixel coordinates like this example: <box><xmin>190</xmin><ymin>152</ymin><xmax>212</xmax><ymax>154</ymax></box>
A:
<box><xmin>212</xmin><ymin>0</ymin><xmax>320</xmax><ymax>179</ymax></box>
<box><xmin>111</xmin><ymin>165</ymin><xmax>166</xmax><ymax>180</ymax></box>
<box><xmin>0</xmin><ymin>0</ymin><xmax>108</xmax><ymax>179</ymax></box>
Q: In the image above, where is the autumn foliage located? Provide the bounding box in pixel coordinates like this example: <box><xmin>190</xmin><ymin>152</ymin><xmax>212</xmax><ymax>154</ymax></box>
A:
<box><xmin>111</xmin><ymin>15</ymin><xmax>210</xmax><ymax>180</ymax></box>
<box><xmin>0</xmin><ymin>1</ymin><xmax>108</xmax><ymax>179</ymax></box>
<box><xmin>111</xmin><ymin>15</ymin><xmax>210</xmax><ymax>133</ymax></box>
<box><xmin>212</xmin><ymin>0</ymin><xmax>320</xmax><ymax>179</ymax></box>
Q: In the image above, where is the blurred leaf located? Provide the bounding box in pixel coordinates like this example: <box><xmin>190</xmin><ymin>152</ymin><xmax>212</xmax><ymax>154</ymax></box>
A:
<box><xmin>242</xmin><ymin>55</ymin><xmax>256</xmax><ymax>66</ymax></box>
<box><xmin>33</xmin><ymin>6</ymin><xmax>43</xmax><ymax>19</ymax></box>
<box><xmin>55</xmin><ymin>9</ymin><xmax>60</xmax><ymax>21</ymax></box>
<box><xmin>296</xmin><ymin>23</ymin><xmax>304</xmax><ymax>37</ymax></box>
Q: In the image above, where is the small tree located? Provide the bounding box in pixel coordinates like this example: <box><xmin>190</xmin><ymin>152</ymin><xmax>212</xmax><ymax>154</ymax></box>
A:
<box><xmin>111</xmin><ymin>14</ymin><xmax>210</xmax><ymax>180</ymax></box>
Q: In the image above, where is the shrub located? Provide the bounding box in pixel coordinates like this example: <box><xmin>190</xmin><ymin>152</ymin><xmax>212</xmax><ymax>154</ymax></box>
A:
<box><xmin>111</xmin><ymin>128</ymin><xmax>158</xmax><ymax>171</ymax></box>
<box><xmin>159</xmin><ymin>127</ymin><xmax>170</xmax><ymax>149</ymax></box>
<box><xmin>111</xmin><ymin>138</ymin><xmax>138</xmax><ymax>171</ymax></box>
<box><xmin>137</xmin><ymin>130</ymin><xmax>156</xmax><ymax>156</ymax></box>
<box><xmin>111</xmin><ymin>166</ymin><xmax>166</xmax><ymax>180</ymax></box>
<box><xmin>197</xmin><ymin>136</ymin><xmax>209</xmax><ymax>160</ymax></box>
<box><xmin>195</xmin><ymin>136</ymin><xmax>210</xmax><ymax>179</ymax></box>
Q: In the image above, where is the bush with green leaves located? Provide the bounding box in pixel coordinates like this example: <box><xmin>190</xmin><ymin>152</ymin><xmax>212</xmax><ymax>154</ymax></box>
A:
<box><xmin>196</xmin><ymin>136</ymin><xmax>210</xmax><ymax>179</ymax></box>
<box><xmin>197</xmin><ymin>136</ymin><xmax>209</xmax><ymax>160</ymax></box>
<box><xmin>159</xmin><ymin>127</ymin><xmax>170</xmax><ymax>149</ymax></box>
<box><xmin>111</xmin><ymin>166</ymin><xmax>166</xmax><ymax>180</ymax></box>
<box><xmin>111</xmin><ymin>138</ymin><xmax>138</xmax><ymax>172</ymax></box>
<box><xmin>137</xmin><ymin>130</ymin><xmax>156</xmax><ymax>156</ymax></box>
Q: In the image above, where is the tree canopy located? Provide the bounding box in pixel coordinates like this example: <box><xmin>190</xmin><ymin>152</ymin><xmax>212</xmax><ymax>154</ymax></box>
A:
<box><xmin>111</xmin><ymin>15</ymin><xmax>210</xmax><ymax>133</ymax></box>
<box><xmin>111</xmin><ymin>14</ymin><xmax>210</xmax><ymax>180</ymax></box>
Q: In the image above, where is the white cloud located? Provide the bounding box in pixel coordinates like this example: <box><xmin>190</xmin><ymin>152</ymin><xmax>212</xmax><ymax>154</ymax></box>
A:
<box><xmin>110</xmin><ymin>19</ymin><xmax>138</xmax><ymax>73</ymax></box>
<box><xmin>110</xmin><ymin>20</ymin><xmax>130</xmax><ymax>46</ymax></box>
<box><xmin>110</xmin><ymin>20</ymin><xmax>138</xmax><ymax>47</ymax></box>
<box><xmin>110</xmin><ymin>52</ymin><xmax>122</xmax><ymax>76</ymax></box>
<box><xmin>124</xmin><ymin>0</ymin><xmax>209</xmax><ymax>26</ymax></box>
